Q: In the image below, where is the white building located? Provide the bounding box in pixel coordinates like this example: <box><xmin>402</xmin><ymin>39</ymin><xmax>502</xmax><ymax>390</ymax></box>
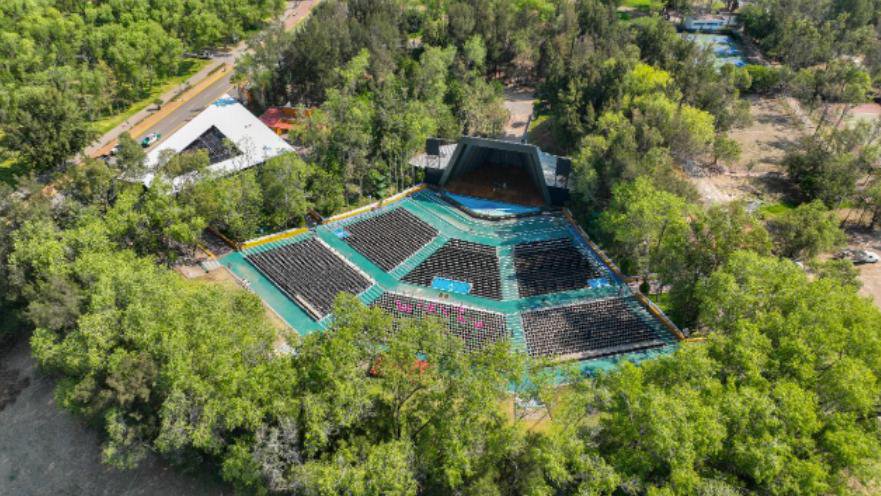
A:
<box><xmin>141</xmin><ymin>95</ymin><xmax>294</xmax><ymax>190</ymax></box>
<box><xmin>683</xmin><ymin>15</ymin><xmax>737</xmax><ymax>32</ymax></box>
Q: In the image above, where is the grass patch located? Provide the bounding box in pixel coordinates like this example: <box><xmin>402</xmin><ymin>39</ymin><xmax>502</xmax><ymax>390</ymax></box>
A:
<box><xmin>91</xmin><ymin>58</ymin><xmax>211</xmax><ymax>136</ymax></box>
<box><xmin>757</xmin><ymin>202</ymin><xmax>796</xmax><ymax>218</ymax></box>
<box><xmin>527</xmin><ymin>112</ymin><xmax>567</xmax><ymax>155</ymax></box>
<box><xmin>648</xmin><ymin>291</ymin><xmax>673</xmax><ymax>316</ymax></box>
<box><xmin>0</xmin><ymin>156</ymin><xmax>28</xmax><ymax>186</ymax></box>
<box><xmin>619</xmin><ymin>0</ymin><xmax>665</xmax><ymax>12</ymax></box>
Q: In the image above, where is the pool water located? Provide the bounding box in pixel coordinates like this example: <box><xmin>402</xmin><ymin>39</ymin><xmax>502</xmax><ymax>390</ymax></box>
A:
<box><xmin>682</xmin><ymin>33</ymin><xmax>747</xmax><ymax>67</ymax></box>
<box><xmin>446</xmin><ymin>193</ymin><xmax>542</xmax><ymax>217</ymax></box>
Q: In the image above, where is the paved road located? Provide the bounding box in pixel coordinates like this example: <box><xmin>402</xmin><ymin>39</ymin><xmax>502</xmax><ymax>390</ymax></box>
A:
<box><xmin>139</xmin><ymin>69</ymin><xmax>238</xmax><ymax>153</ymax></box>
<box><xmin>87</xmin><ymin>0</ymin><xmax>318</xmax><ymax>157</ymax></box>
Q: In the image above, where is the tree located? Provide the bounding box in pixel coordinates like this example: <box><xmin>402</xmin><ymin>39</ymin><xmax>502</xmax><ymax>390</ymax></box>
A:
<box><xmin>554</xmin><ymin>251</ymin><xmax>881</xmax><ymax>494</ymax></box>
<box><xmin>2</xmin><ymin>85</ymin><xmax>94</xmax><ymax>171</ymax></box>
<box><xmin>783</xmin><ymin>122</ymin><xmax>880</xmax><ymax>207</ymax></box>
<box><xmin>220</xmin><ymin>294</ymin><xmax>539</xmax><ymax>494</ymax></box>
<box><xmin>660</xmin><ymin>202</ymin><xmax>772</xmax><ymax>326</ymax></box>
<box><xmin>0</xmin><ymin>0</ymin><xmax>287</xmax><ymax>174</ymax></box>
<box><xmin>180</xmin><ymin>170</ymin><xmax>263</xmax><ymax>240</ymax></box>
<box><xmin>59</xmin><ymin>158</ymin><xmax>116</xmax><ymax>207</ymax></box>
<box><xmin>769</xmin><ymin>200</ymin><xmax>846</xmax><ymax>260</ymax></box>
<box><xmin>114</xmin><ymin>132</ymin><xmax>147</xmax><ymax>178</ymax></box>
<box><xmin>598</xmin><ymin>177</ymin><xmax>691</xmax><ymax>282</ymax></box>
<box><xmin>29</xmin><ymin>248</ymin><xmax>283</xmax><ymax>471</ymax></box>
<box><xmin>105</xmin><ymin>182</ymin><xmax>207</xmax><ymax>261</ymax></box>
<box><xmin>158</xmin><ymin>149</ymin><xmax>210</xmax><ymax>179</ymax></box>
<box><xmin>712</xmin><ymin>135</ymin><xmax>741</xmax><ymax>166</ymax></box>
<box><xmin>257</xmin><ymin>153</ymin><xmax>311</xmax><ymax>229</ymax></box>
<box><xmin>452</xmin><ymin>75</ymin><xmax>509</xmax><ymax>137</ymax></box>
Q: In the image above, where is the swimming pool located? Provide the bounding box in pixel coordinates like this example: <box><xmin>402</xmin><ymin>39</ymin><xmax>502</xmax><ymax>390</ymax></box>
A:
<box><xmin>445</xmin><ymin>193</ymin><xmax>542</xmax><ymax>218</ymax></box>
<box><xmin>682</xmin><ymin>33</ymin><xmax>747</xmax><ymax>67</ymax></box>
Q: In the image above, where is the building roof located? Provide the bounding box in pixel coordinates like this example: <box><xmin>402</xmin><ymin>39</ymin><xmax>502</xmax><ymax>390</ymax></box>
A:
<box><xmin>142</xmin><ymin>95</ymin><xmax>294</xmax><ymax>189</ymax></box>
<box><xmin>410</xmin><ymin>137</ymin><xmax>571</xmax><ymax>206</ymax></box>
<box><xmin>259</xmin><ymin>107</ymin><xmax>295</xmax><ymax>131</ymax></box>
<box><xmin>409</xmin><ymin>143</ymin><xmax>457</xmax><ymax>170</ymax></box>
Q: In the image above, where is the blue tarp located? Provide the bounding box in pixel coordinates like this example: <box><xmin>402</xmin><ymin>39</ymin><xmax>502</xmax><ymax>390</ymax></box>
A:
<box><xmin>446</xmin><ymin>193</ymin><xmax>541</xmax><ymax>217</ymax></box>
<box><xmin>431</xmin><ymin>276</ymin><xmax>473</xmax><ymax>294</ymax></box>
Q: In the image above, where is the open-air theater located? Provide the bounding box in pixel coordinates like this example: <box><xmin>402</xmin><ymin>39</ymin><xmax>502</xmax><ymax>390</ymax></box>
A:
<box><xmin>222</xmin><ymin>137</ymin><xmax>682</xmax><ymax>373</ymax></box>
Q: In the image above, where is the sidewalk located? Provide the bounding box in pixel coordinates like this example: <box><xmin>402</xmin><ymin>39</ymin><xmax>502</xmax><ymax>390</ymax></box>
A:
<box><xmin>85</xmin><ymin>60</ymin><xmax>229</xmax><ymax>157</ymax></box>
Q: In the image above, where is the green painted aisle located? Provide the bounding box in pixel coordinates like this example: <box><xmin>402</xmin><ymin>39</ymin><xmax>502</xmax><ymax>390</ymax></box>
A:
<box><xmin>218</xmin><ymin>188</ymin><xmax>681</xmax><ymax>377</ymax></box>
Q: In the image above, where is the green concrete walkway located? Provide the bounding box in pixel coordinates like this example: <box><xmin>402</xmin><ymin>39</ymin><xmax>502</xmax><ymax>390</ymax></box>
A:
<box><xmin>219</xmin><ymin>189</ymin><xmax>679</xmax><ymax>374</ymax></box>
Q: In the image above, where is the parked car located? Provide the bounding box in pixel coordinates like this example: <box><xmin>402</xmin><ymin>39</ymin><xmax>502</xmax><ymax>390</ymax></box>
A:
<box><xmin>184</xmin><ymin>50</ymin><xmax>213</xmax><ymax>59</ymax></box>
<box><xmin>834</xmin><ymin>249</ymin><xmax>879</xmax><ymax>265</ymax></box>
<box><xmin>140</xmin><ymin>133</ymin><xmax>161</xmax><ymax>147</ymax></box>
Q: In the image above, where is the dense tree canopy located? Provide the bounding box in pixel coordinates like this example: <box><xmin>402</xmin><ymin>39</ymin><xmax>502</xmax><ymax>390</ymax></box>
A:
<box><xmin>236</xmin><ymin>0</ymin><xmax>513</xmax><ymax>206</ymax></box>
<box><xmin>2</xmin><ymin>1</ymin><xmax>881</xmax><ymax>495</ymax></box>
<box><xmin>742</xmin><ymin>0</ymin><xmax>881</xmax><ymax>71</ymax></box>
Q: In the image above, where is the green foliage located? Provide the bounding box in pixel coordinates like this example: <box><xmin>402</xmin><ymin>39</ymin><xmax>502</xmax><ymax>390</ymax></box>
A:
<box><xmin>255</xmin><ymin>7</ymin><xmax>511</xmax><ymax>205</ymax></box>
<box><xmin>3</xmin><ymin>3</ymin><xmax>881</xmax><ymax>495</ymax></box>
<box><xmin>12</xmin><ymin>212</ymin><xmax>543</xmax><ymax>494</ymax></box>
<box><xmin>742</xmin><ymin>64</ymin><xmax>790</xmax><ymax>95</ymax></box>
<box><xmin>809</xmin><ymin>258</ymin><xmax>862</xmax><ymax>290</ymax></box>
<box><xmin>784</xmin><ymin>121</ymin><xmax>881</xmax><ymax>207</ymax></box>
<box><xmin>115</xmin><ymin>133</ymin><xmax>147</xmax><ymax>178</ymax></box>
<box><xmin>170</xmin><ymin>152</ymin><xmax>327</xmax><ymax>241</ymax></box>
<box><xmin>790</xmin><ymin>60</ymin><xmax>874</xmax><ymax>105</ymax></box>
<box><xmin>598</xmin><ymin>177</ymin><xmax>692</xmax><ymax>278</ymax></box>
<box><xmin>741</xmin><ymin>0</ymin><xmax>881</xmax><ymax>70</ymax></box>
<box><xmin>769</xmin><ymin>200</ymin><xmax>846</xmax><ymax>260</ymax></box>
<box><xmin>29</xmin><ymin>247</ymin><xmax>282</xmax><ymax>470</ymax></box>
<box><xmin>158</xmin><ymin>150</ymin><xmax>211</xmax><ymax>178</ymax></box>
<box><xmin>550</xmin><ymin>251</ymin><xmax>881</xmax><ymax>495</ymax></box>
<box><xmin>0</xmin><ymin>0</ymin><xmax>285</xmax><ymax>174</ymax></box>
<box><xmin>660</xmin><ymin>202</ymin><xmax>773</xmax><ymax>326</ymax></box>
<box><xmin>2</xmin><ymin>85</ymin><xmax>95</xmax><ymax>171</ymax></box>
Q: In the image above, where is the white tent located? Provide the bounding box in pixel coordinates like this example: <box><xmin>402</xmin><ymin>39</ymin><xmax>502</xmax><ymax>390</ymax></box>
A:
<box><xmin>141</xmin><ymin>95</ymin><xmax>294</xmax><ymax>190</ymax></box>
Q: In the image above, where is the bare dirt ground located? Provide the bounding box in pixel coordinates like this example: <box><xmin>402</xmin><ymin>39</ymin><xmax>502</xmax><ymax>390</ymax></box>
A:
<box><xmin>858</xmin><ymin>262</ymin><xmax>881</xmax><ymax>308</ymax></box>
<box><xmin>690</xmin><ymin>96</ymin><xmax>802</xmax><ymax>204</ymax></box>
<box><xmin>501</xmin><ymin>87</ymin><xmax>535</xmax><ymax>142</ymax></box>
<box><xmin>840</xmin><ymin>227</ymin><xmax>881</xmax><ymax>308</ymax></box>
<box><xmin>0</xmin><ymin>338</ymin><xmax>229</xmax><ymax>496</ymax></box>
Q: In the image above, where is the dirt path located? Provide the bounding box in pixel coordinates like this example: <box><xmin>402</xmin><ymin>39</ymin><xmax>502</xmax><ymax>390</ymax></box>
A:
<box><xmin>689</xmin><ymin>96</ymin><xmax>802</xmax><ymax>204</ymax></box>
<box><xmin>0</xmin><ymin>339</ymin><xmax>229</xmax><ymax>496</ymax></box>
<box><xmin>500</xmin><ymin>87</ymin><xmax>535</xmax><ymax>142</ymax></box>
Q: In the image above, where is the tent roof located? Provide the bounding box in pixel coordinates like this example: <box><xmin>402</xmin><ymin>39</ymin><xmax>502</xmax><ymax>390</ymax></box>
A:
<box><xmin>142</xmin><ymin>95</ymin><xmax>294</xmax><ymax>189</ymax></box>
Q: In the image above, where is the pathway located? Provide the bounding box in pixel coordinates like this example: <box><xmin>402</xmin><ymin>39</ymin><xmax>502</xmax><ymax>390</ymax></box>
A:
<box><xmin>500</xmin><ymin>87</ymin><xmax>536</xmax><ymax>142</ymax></box>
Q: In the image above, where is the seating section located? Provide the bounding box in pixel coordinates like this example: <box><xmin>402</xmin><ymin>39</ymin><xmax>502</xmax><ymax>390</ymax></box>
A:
<box><xmin>403</xmin><ymin>239</ymin><xmax>502</xmax><ymax>299</ymax></box>
<box><xmin>373</xmin><ymin>293</ymin><xmax>507</xmax><ymax>352</ymax></box>
<box><xmin>514</xmin><ymin>238</ymin><xmax>604</xmax><ymax>297</ymax></box>
<box><xmin>247</xmin><ymin>239</ymin><xmax>371</xmax><ymax>319</ymax></box>
<box><xmin>343</xmin><ymin>209</ymin><xmax>438</xmax><ymax>270</ymax></box>
<box><xmin>522</xmin><ymin>298</ymin><xmax>665</xmax><ymax>359</ymax></box>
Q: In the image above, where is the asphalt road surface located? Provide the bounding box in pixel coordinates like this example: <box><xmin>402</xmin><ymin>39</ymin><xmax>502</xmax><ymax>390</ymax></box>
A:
<box><xmin>139</xmin><ymin>70</ymin><xmax>237</xmax><ymax>154</ymax></box>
